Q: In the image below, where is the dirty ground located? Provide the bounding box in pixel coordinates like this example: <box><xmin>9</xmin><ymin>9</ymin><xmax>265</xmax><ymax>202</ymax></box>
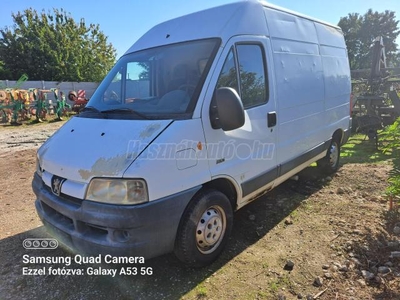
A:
<box><xmin>0</xmin><ymin>122</ymin><xmax>399</xmax><ymax>300</ymax></box>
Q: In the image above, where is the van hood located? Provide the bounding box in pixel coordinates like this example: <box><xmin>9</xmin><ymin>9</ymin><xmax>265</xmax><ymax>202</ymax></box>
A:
<box><xmin>38</xmin><ymin>117</ymin><xmax>172</xmax><ymax>183</ymax></box>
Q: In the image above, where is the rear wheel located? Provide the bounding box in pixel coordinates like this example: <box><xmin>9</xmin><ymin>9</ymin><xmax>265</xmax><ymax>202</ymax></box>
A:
<box><xmin>174</xmin><ymin>189</ymin><xmax>233</xmax><ymax>267</ymax></box>
<box><xmin>317</xmin><ymin>138</ymin><xmax>341</xmax><ymax>174</ymax></box>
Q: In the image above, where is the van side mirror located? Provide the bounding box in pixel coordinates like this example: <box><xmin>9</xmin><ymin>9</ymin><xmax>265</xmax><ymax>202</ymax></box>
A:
<box><xmin>210</xmin><ymin>87</ymin><xmax>245</xmax><ymax>131</ymax></box>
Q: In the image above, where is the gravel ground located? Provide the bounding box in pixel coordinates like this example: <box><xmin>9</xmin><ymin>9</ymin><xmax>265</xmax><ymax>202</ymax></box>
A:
<box><xmin>0</xmin><ymin>122</ymin><xmax>64</xmax><ymax>156</ymax></box>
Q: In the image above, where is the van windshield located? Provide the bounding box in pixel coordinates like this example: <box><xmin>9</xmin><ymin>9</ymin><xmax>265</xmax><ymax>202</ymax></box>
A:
<box><xmin>82</xmin><ymin>38</ymin><xmax>220</xmax><ymax>120</ymax></box>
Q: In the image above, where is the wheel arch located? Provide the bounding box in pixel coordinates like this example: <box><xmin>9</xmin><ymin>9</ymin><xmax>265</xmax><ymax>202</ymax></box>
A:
<box><xmin>332</xmin><ymin>128</ymin><xmax>344</xmax><ymax>145</ymax></box>
<box><xmin>202</xmin><ymin>177</ymin><xmax>239</xmax><ymax>211</ymax></box>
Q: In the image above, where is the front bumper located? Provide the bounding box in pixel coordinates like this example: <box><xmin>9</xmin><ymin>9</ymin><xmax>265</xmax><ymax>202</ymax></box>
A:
<box><xmin>33</xmin><ymin>173</ymin><xmax>200</xmax><ymax>258</ymax></box>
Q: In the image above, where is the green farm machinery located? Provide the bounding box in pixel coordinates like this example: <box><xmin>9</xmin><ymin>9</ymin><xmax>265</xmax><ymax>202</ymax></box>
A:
<box><xmin>351</xmin><ymin>37</ymin><xmax>400</xmax><ymax>147</ymax></box>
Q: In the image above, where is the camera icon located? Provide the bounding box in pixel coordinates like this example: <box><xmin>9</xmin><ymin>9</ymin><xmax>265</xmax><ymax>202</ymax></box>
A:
<box><xmin>23</xmin><ymin>238</ymin><xmax>58</xmax><ymax>249</ymax></box>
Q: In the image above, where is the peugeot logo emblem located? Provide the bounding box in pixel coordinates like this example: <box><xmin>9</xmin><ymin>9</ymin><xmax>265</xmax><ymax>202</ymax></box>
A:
<box><xmin>51</xmin><ymin>176</ymin><xmax>66</xmax><ymax>196</ymax></box>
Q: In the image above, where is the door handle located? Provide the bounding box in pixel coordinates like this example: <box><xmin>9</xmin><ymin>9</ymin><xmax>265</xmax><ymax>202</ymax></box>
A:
<box><xmin>267</xmin><ymin>111</ymin><xmax>277</xmax><ymax>128</ymax></box>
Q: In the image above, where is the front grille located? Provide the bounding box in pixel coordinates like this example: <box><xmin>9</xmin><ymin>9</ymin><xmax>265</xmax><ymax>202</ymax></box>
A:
<box><xmin>39</xmin><ymin>179</ymin><xmax>112</xmax><ymax>243</ymax></box>
<box><xmin>42</xmin><ymin>183</ymin><xmax>83</xmax><ymax>207</ymax></box>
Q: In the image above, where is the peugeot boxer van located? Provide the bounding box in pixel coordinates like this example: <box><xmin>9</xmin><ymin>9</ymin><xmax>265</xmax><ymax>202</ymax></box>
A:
<box><xmin>33</xmin><ymin>0</ymin><xmax>351</xmax><ymax>267</ymax></box>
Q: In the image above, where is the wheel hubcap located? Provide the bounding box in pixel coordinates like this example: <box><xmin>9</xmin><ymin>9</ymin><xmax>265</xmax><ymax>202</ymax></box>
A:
<box><xmin>196</xmin><ymin>205</ymin><xmax>226</xmax><ymax>254</ymax></box>
<box><xmin>329</xmin><ymin>142</ymin><xmax>339</xmax><ymax>168</ymax></box>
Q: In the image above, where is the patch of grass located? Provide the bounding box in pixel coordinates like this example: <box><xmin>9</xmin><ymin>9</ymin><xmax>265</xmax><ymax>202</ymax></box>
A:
<box><xmin>257</xmin><ymin>290</ymin><xmax>268</xmax><ymax>298</ymax></box>
<box><xmin>289</xmin><ymin>210</ymin><xmax>298</xmax><ymax>219</ymax></box>
<box><xmin>244</xmin><ymin>291</ymin><xmax>270</xmax><ymax>300</ymax></box>
<box><xmin>299</xmin><ymin>201</ymin><xmax>313</xmax><ymax>212</ymax></box>
<box><xmin>196</xmin><ymin>284</ymin><xmax>208</xmax><ymax>298</ymax></box>
<box><xmin>341</xmin><ymin>134</ymin><xmax>392</xmax><ymax>164</ymax></box>
<box><xmin>381</xmin><ymin>118</ymin><xmax>400</xmax><ymax>200</ymax></box>
<box><xmin>269</xmin><ymin>281</ymin><xmax>279</xmax><ymax>293</ymax></box>
<box><xmin>268</xmin><ymin>275</ymin><xmax>292</xmax><ymax>294</ymax></box>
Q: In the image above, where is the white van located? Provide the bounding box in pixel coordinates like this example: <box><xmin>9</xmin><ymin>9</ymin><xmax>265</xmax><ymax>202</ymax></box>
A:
<box><xmin>33</xmin><ymin>0</ymin><xmax>351</xmax><ymax>267</ymax></box>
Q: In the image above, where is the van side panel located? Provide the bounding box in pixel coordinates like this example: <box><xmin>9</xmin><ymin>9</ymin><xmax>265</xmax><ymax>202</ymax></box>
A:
<box><xmin>264</xmin><ymin>8</ymin><xmax>326</xmax><ymax>164</ymax></box>
<box><xmin>264</xmin><ymin>8</ymin><xmax>319</xmax><ymax>44</ymax></box>
<box><xmin>315</xmin><ymin>23</ymin><xmax>351</xmax><ymax>133</ymax></box>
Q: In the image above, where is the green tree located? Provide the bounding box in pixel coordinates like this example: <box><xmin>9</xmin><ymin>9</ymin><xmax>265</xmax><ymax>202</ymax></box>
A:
<box><xmin>391</xmin><ymin>52</ymin><xmax>400</xmax><ymax>68</ymax></box>
<box><xmin>0</xmin><ymin>8</ymin><xmax>116</xmax><ymax>81</ymax></box>
<box><xmin>0</xmin><ymin>60</ymin><xmax>11</xmax><ymax>78</ymax></box>
<box><xmin>338</xmin><ymin>9</ymin><xmax>400</xmax><ymax>70</ymax></box>
<box><xmin>337</xmin><ymin>13</ymin><xmax>362</xmax><ymax>70</ymax></box>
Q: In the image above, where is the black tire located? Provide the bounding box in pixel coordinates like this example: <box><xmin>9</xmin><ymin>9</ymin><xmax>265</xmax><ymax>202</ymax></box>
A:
<box><xmin>174</xmin><ymin>189</ymin><xmax>233</xmax><ymax>267</ymax></box>
<box><xmin>317</xmin><ymin>138</ymin><xmax>341</xmax><ymax>174</ymax></box>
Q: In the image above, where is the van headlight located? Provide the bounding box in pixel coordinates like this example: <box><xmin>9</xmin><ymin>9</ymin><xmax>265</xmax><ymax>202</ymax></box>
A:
<box><xmin>86</xmin><ymin>178</ymin><xmax>148</xmax><ymax>205</ymax></box>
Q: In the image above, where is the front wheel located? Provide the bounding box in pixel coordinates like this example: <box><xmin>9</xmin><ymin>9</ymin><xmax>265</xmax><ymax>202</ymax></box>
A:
<box><xmin>174</xmin><ymin>189</ymin><xmax>233</xmax><ymax>267</ymax></box>
<box><xmin>317</xmin><ymin>138</ymin><xmax>341</xmax><ymax>174</ymax></box>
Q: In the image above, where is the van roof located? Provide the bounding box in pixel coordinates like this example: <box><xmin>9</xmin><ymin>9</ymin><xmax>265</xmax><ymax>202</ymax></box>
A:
<box><xmin>125</xmin><ymin>0</ymin><xmax>341</xmax><ymax>55</ymax></box>
<box><xmin>260</xmin><ymin>1</ymin><xmax>340</xmax><ymax>30</ymax></box>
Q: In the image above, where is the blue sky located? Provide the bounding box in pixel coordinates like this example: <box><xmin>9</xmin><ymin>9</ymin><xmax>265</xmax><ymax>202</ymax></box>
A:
<box><xmin>2</xmin><ymin>0</ymin><xmax>400</xmax><ymax>58</ymax></box>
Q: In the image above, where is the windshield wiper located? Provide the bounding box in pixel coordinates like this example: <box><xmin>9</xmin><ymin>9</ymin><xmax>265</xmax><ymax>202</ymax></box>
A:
<box><xmin>100</xmin><ymin>108</ymin><xmax>151</xmax><ymax>120</ymax></box>
<box><xmin>81</xmin><ymin>106</ymin><xmax>101</xmax><ymax>113</ymax></box>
